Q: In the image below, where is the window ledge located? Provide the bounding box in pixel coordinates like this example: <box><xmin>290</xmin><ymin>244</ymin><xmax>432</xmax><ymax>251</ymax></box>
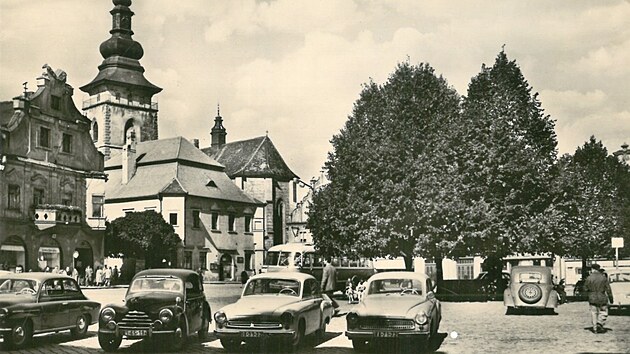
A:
<box><xmin>211</xmin><ymin>229</ymin><xmax>221</xmax><ymax>233</ymax></box>
<box><xmin>244</xmin><ymin>232</ymin><xmax>253</xmax><ymax>236</ymax></box>
<box><xmin>228</xmin><ymin>231</ymin><xmax>238</xmax><ymax>235</ymax></box>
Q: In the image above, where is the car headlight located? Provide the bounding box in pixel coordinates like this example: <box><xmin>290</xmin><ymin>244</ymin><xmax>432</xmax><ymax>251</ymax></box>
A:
<box><xmin>414</xmin><ymin>312</ymin><xmax>428</xmax><ymax>325</ymax></box>
<box><xmin>281</xmin><ymin>312</ymin><xmax>293</xmax><ymax>329</ymax></box>
<box><xmin>159</xmin><ymin>308</ymin><xmax>173</xmax><ymax>324</ymax></box>
<box><xmin>346</xmin><ymin>312</ymin><xmax>358</xmax><ymax>328</ymax></box>
<box><xmin>214</xmin><ymin>311</ymin><xmax>227</xmax><ymax>325</ymax></box>
<box><xmin>101</xmin><ymin>307</ymin><xmax>116</xmax><ymax>322</ymax></box>
<box><xmin>0</xmin><ymin>308</ymin><xmax>8</xmax><ymax>319</ymax></box>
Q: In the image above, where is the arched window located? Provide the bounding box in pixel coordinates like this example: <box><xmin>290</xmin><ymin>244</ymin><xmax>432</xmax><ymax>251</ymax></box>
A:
<box><xmin>91</xmin><ymin>119</ymin><xmax>99</xmax><ymax>142</ymax></box>
<box><xmin>124</xmin><ymin>119</ymin><xmax>135</xmax><ymax>143</ymax></box>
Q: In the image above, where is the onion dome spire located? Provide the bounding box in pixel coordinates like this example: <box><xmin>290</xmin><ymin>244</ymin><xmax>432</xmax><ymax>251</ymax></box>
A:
<box><xmin>81</xmin><ymin>0</ymin><xmax>161</xmax><ymax>96</ymax></box>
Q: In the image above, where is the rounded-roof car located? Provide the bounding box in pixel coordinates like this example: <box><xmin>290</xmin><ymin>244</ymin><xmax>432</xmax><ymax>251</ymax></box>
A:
<box><xmin>0</xmin><ymin>272</ymin><xmax>100</xmax><ymax>349</ymax></box>
<box><xmin>97</xmin><ymin>268</ymin><xmax>211</xmax><ymax>352</ymax></box>
<box><xmin>503</xmin><ymin>266</ymin><xmax>559</xmax><ymax>314</ymax></box>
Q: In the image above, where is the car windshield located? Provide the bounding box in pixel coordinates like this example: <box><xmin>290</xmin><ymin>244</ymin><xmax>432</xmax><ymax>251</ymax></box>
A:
<box><xmin>128</xmin><ymin>277</ymin><xmax>183</xmax><ymax>293</ymax></box>
<box><xmin>0</xmin><ymin>278</ymin><xmax>38</xmax><ymax>294</ymax></box>
<box><xmin>243</xmin><ymin>278</ymin><xmax>301</xmax><ymax>297</ymax></box>
<box><xmin>609</xmin><ymin>272</ymin><xmax>630</xmax><ymax>283</ymax></box>
<box><xmin>367</xmin><ymin>278</ymin><xmax>423</xmax><ymax>295</ymax></box>
<box><xmin>518</xmin><ymin>272</ymin><xmax>543</xmax><ymax>283</ymax></box>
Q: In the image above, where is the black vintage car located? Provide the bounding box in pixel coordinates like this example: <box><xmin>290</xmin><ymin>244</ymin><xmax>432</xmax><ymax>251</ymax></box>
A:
<box><xmin>0</xmin><ymin>272</ymin><xmax>100</xmax><ymax>349</ymax></box>
<box><xmin>98</xmin><ymin>269</ymin><xmax>211</xmax><ymax>351</ymax></box>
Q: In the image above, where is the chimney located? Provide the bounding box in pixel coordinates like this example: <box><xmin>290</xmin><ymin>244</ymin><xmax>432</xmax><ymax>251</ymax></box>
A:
<box><xmin>122</xmin><ymin>130</ymin><xmax>137</xmax><ymax>184</ymax></box>
<box><xmin>192</xmin><ymin>139</ymin><xmax>200</xmax><ymax>148</ymax></box>
<box><xmin>211</xmin><ymin>104</ymin><xmax>227</xmax><ymax>148</ymax></box>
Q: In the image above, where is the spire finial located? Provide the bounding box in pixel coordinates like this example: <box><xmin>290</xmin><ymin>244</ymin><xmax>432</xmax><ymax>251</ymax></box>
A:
<box><xmin>217</xmin><ymin>103</ymin><xmax>220</xmax><ymax>117</ymax></box>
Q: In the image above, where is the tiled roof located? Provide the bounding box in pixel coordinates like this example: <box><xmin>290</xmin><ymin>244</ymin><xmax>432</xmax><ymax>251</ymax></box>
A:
<box><xmin>202</xmin><ymin>136</ymin><xmax>298</xmax><ymax>181</ymax></box>
<box><xmin>105</xmin><ymin>137</ymin><xmax>260</xmax><ymax>205</ymax></box>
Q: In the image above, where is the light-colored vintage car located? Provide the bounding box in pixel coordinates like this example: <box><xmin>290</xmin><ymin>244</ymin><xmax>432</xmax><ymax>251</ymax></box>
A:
<box><xmin>345</xmin><ymin>271</ymin><xmax>442</xmax><ymax>352</ymax></box>
<box><xmin>214</xmin><ymin>272</ymin><xmax>334</xmax><ymax>351</ymax></box>
<box><xmin>606</xmin><ymin>269</ymin><xmax>630</xmax><ymax>312</ymax></box>
<box><xmin>503</xmin><ymin>266</ymin><xmax>558</xmax><ymax>314</ymax></box>
<box><xmin>0</xmin><ymin>272</ymin><xmax>100</xmax><ymax>349</ymax></box>
<box><xmin>97</xmin><ymin>269</ymin><xmax>211</xmax><ymax>352</ymax></box>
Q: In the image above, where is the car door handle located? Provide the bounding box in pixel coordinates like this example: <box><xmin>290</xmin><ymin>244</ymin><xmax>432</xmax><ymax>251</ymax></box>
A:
<box><xmin>62</xmin><ymin>302</ymin><xmax>69</xmax><ymax>306</ymax></box>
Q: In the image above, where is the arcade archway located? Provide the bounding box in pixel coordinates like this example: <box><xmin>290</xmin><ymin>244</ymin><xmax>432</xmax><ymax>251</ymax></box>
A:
<box><xmin>0</xmin><ymin>235</ymin><xmax>26</xmax><ymax>271</ymax></box>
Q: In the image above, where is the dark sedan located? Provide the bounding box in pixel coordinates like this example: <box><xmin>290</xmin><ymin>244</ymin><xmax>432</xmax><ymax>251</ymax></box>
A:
<box><xmin>0</xmin><ymin>272</ymin><xmax>100</xmax><ymax>349</ymax></box>
<box><xmin>97</xmin><ymin>269</ymin><xmax>211</xmax><ymax>352</ymax></box>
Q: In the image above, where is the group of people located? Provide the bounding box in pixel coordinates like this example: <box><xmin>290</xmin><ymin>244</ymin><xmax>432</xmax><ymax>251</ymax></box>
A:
<box><xmin>345</xmin><ymin>277</ymin><xmax>366</xmax><ymax>303</ymax></box>
<box><xmin>84</xmin><ymin>265</ymin><xmax>119</xmax><ymax>287</ymax></box>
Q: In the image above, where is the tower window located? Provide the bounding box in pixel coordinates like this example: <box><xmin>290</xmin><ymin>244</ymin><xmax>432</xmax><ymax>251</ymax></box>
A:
<box><xmin>192</xmin><ymin>209</ymin><xmax>200</xmax><ymax>228</ymax></box>
<box><xmin>169</xmin><ymin>213</ymin><xmax>178</xmax><ymax>226</ymax></box>
<box><xmin>92</xmin><ymin>120</ymin><xmax>99</xmax><ymax>142</ymax></box>
<box><xmin>211</xmin><ymin>212</ymin><xmax>219</xmax><ymax>230</ymax></box>
<box><xmin>92</xmin><ymin>195</ymin><xmax>104</xmax><ymax>217</ymax></box>
<box><xmin>228</xmin><ymin>214</ymin><xmax>236</xmax><ymax>232</ymax></box>
<box><xmin>245</xmin><ymin>216</ymin><xmax>252</xmax><ymax>233</ymax></box>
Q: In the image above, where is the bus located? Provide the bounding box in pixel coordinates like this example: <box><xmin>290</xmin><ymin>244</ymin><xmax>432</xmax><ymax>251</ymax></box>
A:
<box><xmin>262</xmin><ymin>243</ymin><xmax>376</xmax><ymax>291</ymax></box>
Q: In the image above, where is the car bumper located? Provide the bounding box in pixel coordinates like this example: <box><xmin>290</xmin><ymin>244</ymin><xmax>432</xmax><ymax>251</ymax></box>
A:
<box><xmin>214</xmin><ymin>328</ymin><xmax>295</xmax><ymax>340</ymax></box>
<box><xmin>99</xmin><ymin>323</ymin><xmax>181</xmax><ymax>338</ymax></box>
<box><xmin>346</xmin><ymin>330</ymin><xmax>430</xmax><ymax>340</ymax></box>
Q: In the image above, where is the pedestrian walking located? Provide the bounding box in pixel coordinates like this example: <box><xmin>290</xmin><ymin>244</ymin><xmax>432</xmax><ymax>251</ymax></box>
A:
<box><xmin>85</xmin><ymin>265</ymin><xmax>93</xmax><ymax>286</ymax></box>
<box><xmin>240</xmin><ymin>270</ymin><xmax>249</xmax><ymax>287</ymax></box>
<box><xmin>584</xmin><ymin>263</ymin><xmax>614</xmax><ymax>333</ymax></box>
<box><xmin>321</xmin><ymin>257</ymin><xmax>339</xmax><ymax>310</ymax></box>
<box><xmin>104</xmin><ymin>265</ymin><xmax>112</xmax><ymax>287</ymax></box>
<box><xmin>95</xmin><ymin>266</ymin><xmax>103</xmax><ymax>287</ymax></box>
<box><xmin>111</xmin><ymin>265</ymin><xmax>119</xmax><ymax>286</ymax></box>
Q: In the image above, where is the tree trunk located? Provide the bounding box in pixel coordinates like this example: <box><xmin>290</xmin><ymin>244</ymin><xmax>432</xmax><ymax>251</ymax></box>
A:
<box><xmin>581</xmin><ymin>257</ymin><xmax>589</xmax><ymax>280</ymax></box>
<box><xmin>403</xmin><ymin>255</ymin><xmax>414</xmax><ymax>271</ymax></box>
<box><xmin>435</xmin><ymin>256</ymin><xmax>444</xmax><ymax>293</ymax></box>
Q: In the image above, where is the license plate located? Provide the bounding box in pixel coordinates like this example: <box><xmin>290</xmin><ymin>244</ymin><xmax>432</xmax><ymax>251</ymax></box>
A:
<box><xmin>242</xmin><ymin>331</ymin><xmax>263</xmax><ymax>338</ymax></box>
<box><xmin>374</xmin><ymin>331</ymin><xmax>398</xmax><ymax>338</ymax></box>
<box><xmin>122</xmin><ymin>329</ymin><xmax>149</xmax><ymax>337</ymax></box>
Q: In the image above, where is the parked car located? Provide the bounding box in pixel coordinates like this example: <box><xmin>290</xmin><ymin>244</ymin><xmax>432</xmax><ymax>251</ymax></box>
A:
<box><xmin>503</xmin><ymin>266</ymin><xmax>558</xmax><ymax>314</ymax></box>
<box><xmin>214</xmin><ymin>272</ymin><xmax>334</xmax><ymax>351</ymax></box>
<box><xmin>345</xmin><ymin>271</ymin><xmax>442</xmax><ymax>352</ymax></box>
<box><xmin>606</xmin><ymin>269</ymin><xmax>630</xmax><ymax>312</ymax></box>
<box><xmin>0</xmin><ymin>272</ymin><xmax>100</xmax><ymax>349</ymax></box>
<box><xmin>97</xmin><ymin>269</ymin><xmax>211</xmax><ymax>352</ymax></box>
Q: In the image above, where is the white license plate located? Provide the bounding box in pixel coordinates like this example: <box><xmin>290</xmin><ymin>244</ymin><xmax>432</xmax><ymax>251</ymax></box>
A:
<box><xmin>374</xmin><ymin>331</ymin><xmax>398</xmax><ymax>338</ymax></box>
<box><xmin>123</xmin><ymin>329</ymin><xmax>149</xmax><ymax>337</ymax></box>
<box><xmin>242</xmin><ymin>331</ymin><xmax>263</xmax><ymax>338</ymax></box>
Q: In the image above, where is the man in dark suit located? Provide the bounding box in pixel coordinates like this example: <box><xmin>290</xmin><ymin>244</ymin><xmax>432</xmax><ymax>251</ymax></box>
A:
<box><xmin>321</xmin><ymin>258</ymin><xmax>339</xmax><ymax>309</ymax></box>
<box><xmin>584</xmin><ymin>264</ymin><xmax>614</xmax><ymax>333</ymax></box>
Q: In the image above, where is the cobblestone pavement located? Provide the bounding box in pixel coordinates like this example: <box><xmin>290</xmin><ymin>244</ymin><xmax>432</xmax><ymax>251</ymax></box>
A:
<box><xmin>2</xmin><ymin>285</ymin><xmax>629</xmax><ymax>353</ymax></box>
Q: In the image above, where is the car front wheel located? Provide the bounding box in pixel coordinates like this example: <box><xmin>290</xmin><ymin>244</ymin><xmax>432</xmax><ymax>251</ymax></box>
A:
<box><xmin>6</xmin><ymin>320</ymin><xmax>32</xmax><ymax>349</ymax></box>
<box><xmin>220</xmin><ymin>338</ymin><xmax>242</xmax><ymax>351</ymax></box>
<box><xmin>170</xmin><ymin>321</ymin><xmax>188</xmax><ymax>351</ymax></box>
<box><xmin>352</xmin><ymin>339</ymin><xmax>371</xmax><ymax>352</ymax></box>
<box><xmin>98</xmin><ymin>333</ymin><xmax>122</xmax><ymax>352</ymax></box>
<box><xmin>198</xmin><ymin>310</ymin><xmax>210</xmax><ymax>340</ymax></box>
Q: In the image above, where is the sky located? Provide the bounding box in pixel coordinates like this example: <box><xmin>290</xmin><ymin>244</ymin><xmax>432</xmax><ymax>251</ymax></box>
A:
<box><xmin>1</xmin><ymin>0</ymin><xmax>629</xmax><ymax>181</ymax></box>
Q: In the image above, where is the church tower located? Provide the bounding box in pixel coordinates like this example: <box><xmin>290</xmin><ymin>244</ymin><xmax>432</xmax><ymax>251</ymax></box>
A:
<box><xmin>80</xmin><ymin>0</ymin><xmax>161</xmax><ymax>160</ymax></box>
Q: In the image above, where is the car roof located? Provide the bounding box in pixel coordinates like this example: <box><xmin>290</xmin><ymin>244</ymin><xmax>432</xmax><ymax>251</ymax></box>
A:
<box><xmin>368</xmin><ymin>271</ymin><xmax>430</xmax><ymax>282</ymax></box>
<box><xmin>0</xmin><ymin>272</ymin><xmax>74</xmax><ymax>282</ymax></box>
<box><xmin>249</xmin><ymin>272</ymin><xmax>315</xmax><ymax>282</ymax></box>
<box><xmin>133</xmin><ymin>268</ymin><xmax>199</xmax><ymax>279</ymax></box>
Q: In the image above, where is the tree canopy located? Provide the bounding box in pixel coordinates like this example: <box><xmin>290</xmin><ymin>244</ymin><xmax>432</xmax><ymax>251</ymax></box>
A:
<box><xmin>105</xmin><ymin>210</ymin><xmax>182</xmax><ymax>268</ymax></box>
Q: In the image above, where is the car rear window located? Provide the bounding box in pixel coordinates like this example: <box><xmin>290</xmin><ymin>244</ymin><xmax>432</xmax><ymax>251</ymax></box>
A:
<box><xmin>518</xmin><ymin>272</ymin><xmax>543</xmax><ymax>283</ymax></box>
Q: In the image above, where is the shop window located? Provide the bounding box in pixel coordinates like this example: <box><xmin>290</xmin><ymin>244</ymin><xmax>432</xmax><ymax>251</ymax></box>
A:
<box><xmin>211</xmin><ymin>212</ymin><xmax>219</xmax><ymax>230</ymax></box>
<box><xmin>92</xmin><ymin>195</ymin><xmax>104</xmax><ymax>217</ymax></box>
<box><xmin>199</xmin><ymin>252</ymin><xmax>207</xmax><ymax>270</ymax></box>
<box><xmin>184</xmin><ymin>251</ymin><xmax>193</xmax><ymax>269</ymax></box>
<box><xmin>38</xmin><ymin>126</ymin><xmax>50</xmax><ymax>148</ymax></box>
<box><xmin>169</xmin><ymin>213</ymin><xmax>178</xmax><ymax>226</ymax></box>
<box><xmin>33</xmin><ymin>188</ymin><xmax>45</xmax><ymax>206</ymax></box>
<box><xmin>228</xmin><ymin>214</ymin><xmax>235</xmax><ymax>232</ymax></box>
<box><xmin>245</xmin><ymin>216</ymin><xmax>252</xmax><ymax>233</ymax></box>
<box><xmin>62</xmin><ymin>133</ymin><xmax>73</xmax><ymax>153</ymax></box>
<box><xmin>192</xmin><ymin>210</ymin><xmax>200</xmax><ymax>228</ymax></box>
<box><xmin>8</xmin><ymin>185</ymin><xmax>20</xmax><ymax>209</ymax></box>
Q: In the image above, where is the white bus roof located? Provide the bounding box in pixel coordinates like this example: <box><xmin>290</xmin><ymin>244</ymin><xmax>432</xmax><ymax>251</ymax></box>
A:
<box><xmin>267</xmin><ymin>242</ymin><xmax>316</xmax><ymax>252</ymax></box>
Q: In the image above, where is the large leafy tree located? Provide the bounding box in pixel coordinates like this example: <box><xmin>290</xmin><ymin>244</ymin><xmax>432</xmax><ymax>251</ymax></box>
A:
<box><xmin>458</xmin><ymin>50</ymin><xmax>558</xmax><ymax>263</ymax></box>
<box><xmin>308</xmin><ymin>62</ymin><xmax>462</xmax><ymax>270</ymax></box>
<box><xmin>105</xmin><ymin>210</ymin><xmax>182</xmax><ymax>268</ymax></box>
<box><xmin>551</xmin><ymin>137</ymin><xmax>630</xmax><ymax>278</ymax></box>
